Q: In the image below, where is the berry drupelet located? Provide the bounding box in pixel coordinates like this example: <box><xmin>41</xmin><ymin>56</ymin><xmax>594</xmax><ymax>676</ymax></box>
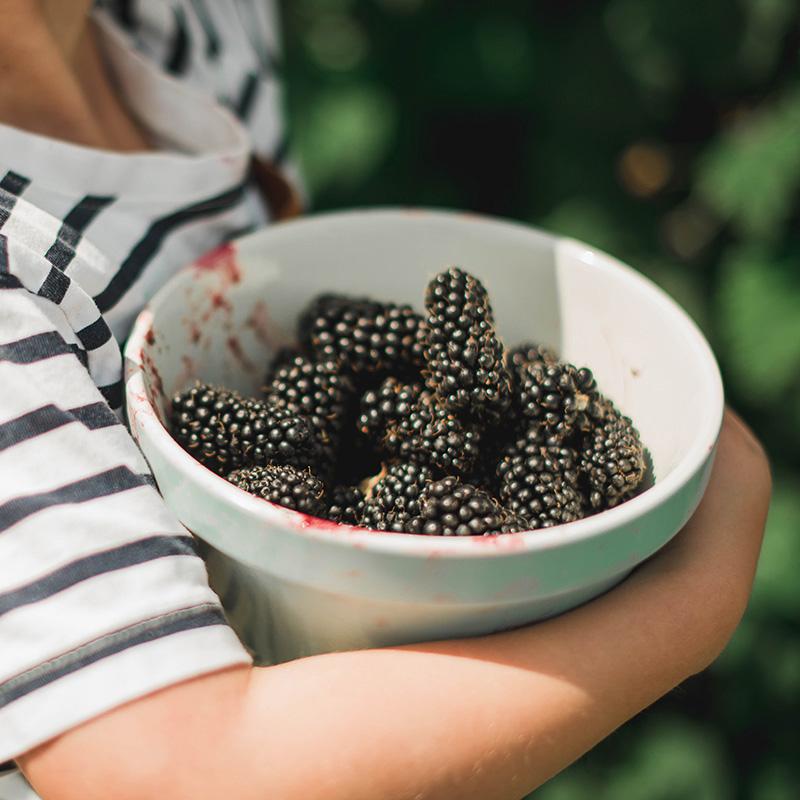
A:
<box><xmin>507</xmin><ymin>342</ymin><xmax>558</xmax><ymax>370</ymax></box>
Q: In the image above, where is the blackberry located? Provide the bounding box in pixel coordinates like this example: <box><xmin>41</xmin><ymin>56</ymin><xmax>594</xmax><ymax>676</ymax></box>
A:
<box><xmin>580</xmin><ymin>403</ymin><xmax>646</xmax><ymax>511</ymax></box>
<box><xmin>421</xmin><ymin>267</ymin><xmax>513</xmax><ymax>423</ymax></box>
<box><xmin>359</xmin><ymin>378</ymin><xmax>481</xmax><ymax>476</ymax></box>
<box><xmin>265</xmin><ymin>355</ymin><xmax>352</xmax><ymax>432</ymax></box>
<box><xmin>406</xmin><ymin>477</ymin><xmax>529</xmax><ymax>536</ymax></box>
<box><xmin>358</xmin><ymin>378</ymin><xmax>422</xmax><ymax>443</ymax></box>
<box><xmin>497</xmin><ymin>425</ymin><xmax>584</xmax><ymax>529</ymax></box>
<box><xmin>395</xmin><ymin>391</ymin><xmax>481</xmax><ymax>476</ymax></box>
<box><xmin>359</xmin><ymin>461</ymin><xmax>433</xmax><ymax>532</ymax></box>
<box><xmin>171</xmin><ymin>385</ymin><xmax>318</xmax><ymax>475</ymax></box>
<box><xmin>264</xmin><ymin>353</ymin><xmax>354</xmax><ymax>480</ymax></box>
<box><xmin>327</xmin><ymin>484</ymin><xmax>366</xmax><ymax>526</ymax></box>
<box><xmin>297</xmin><ymin>293</ymin><xmax>424</xmax><ymax>377</ymax></box>
<box><xmin>513</xmin><ymin>360</ymin><xmax>601</xmax><ymax>440</ymax></box>
<box><xmin>227</xmin><ymin>464</ymin><xmax>326</xmax><ymax>517</ymax></box>
<box><xmin>236</xmin><ymin>397</ymin><xmax>318</xmax><ymax>471</ymax></box>
<box><xmin>170</xmin><ymin>385</ymin><xmax>251</xmax><ymax>475</ymax></box>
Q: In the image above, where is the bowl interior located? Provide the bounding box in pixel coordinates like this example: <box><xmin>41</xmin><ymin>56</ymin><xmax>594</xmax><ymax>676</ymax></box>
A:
<box><xmin>134</xmin><ymin>208</ymin><xmax>721</xmax><ymax>493</ymax></box>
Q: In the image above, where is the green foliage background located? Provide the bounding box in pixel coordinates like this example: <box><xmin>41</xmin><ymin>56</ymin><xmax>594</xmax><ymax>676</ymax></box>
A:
<box><xmin>277</xmin><ymin>1</ymin><xmax>800</xmax><ymax>796</ymax></box>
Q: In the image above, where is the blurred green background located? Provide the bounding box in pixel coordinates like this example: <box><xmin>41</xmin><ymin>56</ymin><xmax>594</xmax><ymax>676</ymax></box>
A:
<box><xmin>276</xmin><ymin>0</ymin><xmax>800</xmax><ymax>797</ymax></box>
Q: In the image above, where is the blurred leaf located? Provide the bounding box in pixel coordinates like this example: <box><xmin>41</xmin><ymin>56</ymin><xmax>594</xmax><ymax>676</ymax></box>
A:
<box><xmin>695</xmin><ymin>87</ymin><xmax>800</xmax><ymax>240</ymax></box>
<box><xmin>604</xmin><ymin>0</ymin><xmax>682</xmax><ymax>97</ymax></box>
<box><xmin>600</xmin><ymin>717</ymin><xmax>733</xmax><ymax>800</ymax></box>
<box><xmin>713</xmin><ymin>610</ymin><xmax>758</xmax><ymax>672</ymax></box>
<box><xmin>474</xmin><ymin>17</ymin><xmax>537</xmax><ymax>98</ymax></box>
<box><xmin>606</xmin><ymin>0</ymin><xmax>746</xmax><ymax>99</ymax></box>
<box><xmin>420</xmin><ymin>13</ymin><xmax>539</xmax><ymax>107</ymax></box>
<box><xmin>304</xmin><ymin>13</ymin><xmax>369</xmax><ymax>71</ymax></box>
<box><xmin>527</xmin><ymin>770</ymin><xmax>597</xmax><ymax>800</ymax></box>
<box><xmin>373</xmin><ymin>0</ymin><xmax>425</xmax><ymax>13</ymax></box>
<box><xmin>292</xmin><ymin>84</ymin><xmax>398</xmax><ymax>196</ymax></box>
<box><xmin>749</xmin><ymin>476</ymin><xmax>800</xmax><ymax>617</ymax></box>
<box><xmin>738</xmin><ymin>0</ymin><xmax>798</xmax><ymax>79</ymax></box>
<box><xmin>714</xmin><ymin>244</ymin><xmax>800</xmax><ymax>404</ymax></box>
<box><xmin>763</xmin><ymin>633</ymin><xmax>800</xmax><ymax>703</ymax></box>
<box><xmin>752</xmin><ymin>758</ymin><xmax>800</xmax><ymax>800</ymax></box>
<box><xmin>537</xmin><ymin>195</ymin><xmax>625</xmax><ymax>253</ymax></box>
<box><xmin>533</xmin><ymin>716</ymin><xmax>732</xmax><ymax>800</ymax></box>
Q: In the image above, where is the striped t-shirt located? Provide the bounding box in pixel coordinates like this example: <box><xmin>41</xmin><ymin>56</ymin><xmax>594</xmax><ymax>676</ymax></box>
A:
<box><xmin>0</xmin><ymin>0</ymin><xmax>290</xmax><ymax>769</ymax></box>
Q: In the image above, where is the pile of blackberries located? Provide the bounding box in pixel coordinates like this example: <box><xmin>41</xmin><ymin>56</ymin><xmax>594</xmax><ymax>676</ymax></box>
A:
<box><xmin>169</xmin><ymin>267</ymin><xmax>647</xmax><ymax>536</ymax></box>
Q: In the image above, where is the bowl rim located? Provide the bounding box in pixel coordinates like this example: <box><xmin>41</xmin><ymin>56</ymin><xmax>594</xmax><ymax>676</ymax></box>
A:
<box><xmin>124</xmin><ymin>206</ymin><xmax>724</xmax><ymax>559</ymax></box>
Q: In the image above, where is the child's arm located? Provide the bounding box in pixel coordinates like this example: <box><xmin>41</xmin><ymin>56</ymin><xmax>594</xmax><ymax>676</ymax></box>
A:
<box><xmin>18</xmin><ymin>410</ymin><xmax>769</xmax><ymax>800</ymax></box>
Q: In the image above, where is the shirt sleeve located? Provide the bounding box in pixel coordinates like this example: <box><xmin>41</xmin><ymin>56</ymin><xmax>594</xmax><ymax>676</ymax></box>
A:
<box><xmin>0</xmin><ymin>227</ymin><xmax>251</xmax><ymax>764</ymax></box>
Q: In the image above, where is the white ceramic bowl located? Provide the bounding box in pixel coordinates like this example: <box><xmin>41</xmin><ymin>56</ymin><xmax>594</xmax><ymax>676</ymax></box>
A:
<box><xmin>124</xmin><ymin>208</ymin><xmax>724</xmax><ymax>665</ymax></box>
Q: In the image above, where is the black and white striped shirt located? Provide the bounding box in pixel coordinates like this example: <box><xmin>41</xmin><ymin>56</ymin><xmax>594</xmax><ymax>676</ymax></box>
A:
<box><xmin>0</xmin><ymin>0</ymin><xmax>289</xmax><ymax>768</ymax></box>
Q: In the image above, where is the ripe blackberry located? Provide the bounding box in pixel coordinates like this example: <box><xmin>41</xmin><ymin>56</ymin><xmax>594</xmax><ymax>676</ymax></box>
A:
<box><xmin>580</xmin><ymin>403</ymin><xmax>646</xmax><ymax>511</ymax></box>
<box><xmin>297</xmin><ymin>293</ymin><xmax>424</xmax><ymax>377</ymax></box>
<box><xmin>406</xmin><ymin>477</ymin><xmax>529</xmax><ymax>536</ymax></box>
<box><xmin>497</xmin><ymin>425</ymin><xmax>584</xmax><ymax>529</ymax></box>
<box><xmin>265</xmin><ymin>354</ymin><xmax>352</xmax><ymax>434</ymax></box>
<box><xmin>359</xmin><ymin>461</ymin><xmax>433</xmax><ymax>532</ymax></box>
<box><xmin>171</xmin><ymin>385</ymin><xmax>318</xmax><ymax>475</ymax></box>
<box><xmin>513</xmin><ymin>360</ymin><xmax>601</xmax><ymax>441</ymax></box>
<box><xmin>395</xmin><ymin>391</ymin><xmax>482</xmax><ymax>476</ymax></box>
<box><xmin>170</xmin><ymin>385</ymin><xmax>250</xmax><ymax>475</ymax></box>
<box><xmin>421</xmin><ymin>267</ymin><xmax>513</xmax><ymax>423</ymax></box>
<box><xmin>327</xmin><ymin>484</ymin><xmax>366</xmax><ymax>526</ymax></box>
<box><xmin>236</xmin><ymin>397</ymin><xmax>318</xmax><ymax>471</ymax></box>
<box><xmin>264</xmin><ymin>353</ymin><xmax>354</xmax><ymax>481</ymax></box>
<box><xmin>358</xmin><ymin>378</ymin><xmax>422</xmax><ymax>443</ymax></box>
<box><xmin>227</xmin><ymin>464</ymin><xmax>326</xmax><ymax>517</ymax></box>
<box><xmin>359</xmin><ymin>378</ymin><xmax>481</xmax><ymax>476</ymax></box>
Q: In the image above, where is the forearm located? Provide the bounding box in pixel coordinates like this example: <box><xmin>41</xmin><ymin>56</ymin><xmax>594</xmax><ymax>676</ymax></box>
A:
<box><xmin>19</xmin><ymin>411</ymin><xmax>770</xmax><ymax>800</ymax></box>
<box><xmin>15</xmin><ymin>587</ymin><xmax>738</xmax><ymax>800</ymax></box>
<box><xmin>236</xmin><ymin>435</ymin><xmax>767</xmax><ymax>800</ymax></box>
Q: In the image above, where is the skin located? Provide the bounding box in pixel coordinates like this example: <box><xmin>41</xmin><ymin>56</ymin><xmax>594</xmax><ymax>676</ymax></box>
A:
<box><xmin>0</xmin><ymin>0</ymin><xmax>150</xmax><ymax>150</ymax></box>
<box><xmin>15</xmin><ymin>411</ymin><xmax>770</xmax><ymax>800</ymax></box>
<box><xmin>2</xmin><ymin>4</ymin><xmax>772</xmax><ymax>798</ymax></box>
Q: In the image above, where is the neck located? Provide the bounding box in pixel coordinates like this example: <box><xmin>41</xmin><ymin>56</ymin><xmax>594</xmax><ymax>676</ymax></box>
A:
<box><xmin>39</xmin><ymin>0</ymin><xmax>96</xmax><ymax>62</ymax></box>
<box><xmin>0</xmin><ymin>0</ymin><xmax>151</xmax><ymax>151</ymax></box>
